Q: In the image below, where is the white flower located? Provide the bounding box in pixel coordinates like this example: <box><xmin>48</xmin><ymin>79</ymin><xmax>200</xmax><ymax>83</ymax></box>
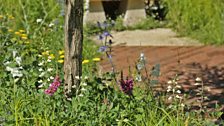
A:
<box><xmin>175</xmin><ymin>85</ymin><xmax>181</xmax><ymax>89</ymax></box>
<box><xmin>167</xmin><ymin>85</ymin><xmax>172</xmax><ymax>89</ymax></box>
<box><xmin>75</xmin><ymin>76</ymin><xmax>80</xmax><ymax>80</ymax></box>
<box><xmin>49</xmin><ymin>23</ymin><xmax>54</xmax><ymax>27</ymax></box>
<box><xmin>176</xmin><ymin>90</ymin><xmax>181</xmax><ymax>94</ymax></box>
<box><xmin>195</xmin><ymin>77</ymin><xmax>202</xmax><ymax>82</ymax></box>
<box><xmin>15</xmin><ymin>57</ymin><xmax>22</xmax><ymax>66</ymax></box>
<box><xmin>167</xmin><ymin>80</ymin><xmax>172</xmax><ymax>84</ymax></box>
<box><xmin>38</xmin><ymin>80</ymin><xmax>43</xmax><ymax>83</ymax></box>
<box><xmin>14</xmin><ymin>78</ymin><xmax>20</xmax><ymax>83</ymax></box>
<box><xmin>78</xmin><ymin>94</ymin><xmax>84</xmax><ymax>97</ymax></box>
<box><xmin>38</xmin><ymin>68</ymin><xmax>43</xmax><ymax>72</ymax></box>
<box><xmin>47</xmin><ymin>78</ymin><xmax>51</xmax><ymax>82</ymax></box>
<box><xmin>84</xmin><ymin>76</ymin><xmax>89</xmax><ymax>80</ymax></box>
<box><xmin>175</xmin><ymin>95</ymin><xmax>182</xmax><ymax>99</ymax></box>
<box><xmin>168</xmin><ymin>96</ymin><xmax>172</xmax><ymax>100</ymax></box>
<box><xmin>180</xmin><ymin>103</ymin><xmax>185</xmax><ymax>107</ymax></box>
<box><xmin>38</xmin><ymin>84</ymin><xmax>44</xmax><ymax>88</ymax></box>
<box><xmin>194</xmin><ymin>82</ymin><xmax>201</xmax><ymax>86</ymax></box>
<box><xmin>36</xmin><ymin>19</ymin><xmax>42</xmax><ymax>23</ymax></box>
<box><xmin>12</xmin><ymin>51</ymin><xmax>17</xmax><ymax>58</ymax></box>
<box><xmin>81</xmin><ymin>88</ymin><xmax>87</xmax><ymax>91</ymax></box>
<box><xmin>47</xmin><ymin>59</ymin><xmax>51</xmax><ymax>62</ymax></box>
<box><xmin>39</xmin><ymin>72</ymin><xmax>45</xmax><ymax>77</ymax></box>
<box><xmin>3</xmin><ymin>61</ymin><xmax>11</xmax><ymax>65</ymax></box>
<box><xmin>72</xmin><ymin>85</ymin><xmax>76</xmax><ymax>88</ymax></box>
<box><xmin>38</xmin><ymin>61</ymin><xmax>44</xmax><ymax>66</ymax></box>
<box><xmin>81</xmin><ymin>82</ymin><xmax>87</xmax><ymax>86</ymax></box>
<box><xmin>6</xmin><ymin>66</ymin><xmax>13</xmax><ymax>72</ymax></box>
<box><xmin>50</xmin><ymin>76</ymin><xmax>54</xmax><ymax>80</ymax></box>
<box><xmin>47</xmin><ymin>68</ymin><xmax>53</xmax><ymax>72</ymax></box>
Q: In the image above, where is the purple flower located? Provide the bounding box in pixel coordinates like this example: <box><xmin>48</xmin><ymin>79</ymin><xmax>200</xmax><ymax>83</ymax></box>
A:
<box><xmin>103</xmin><ymin>31</ymin><xmax>113</xmax><ymax>38</ymax></box>
<box><xmin>44</xmin><ymin>75</ymin><xmax>61</xmax><ymax>96</ymax></box>
<box><xmin>98</xmin><ymin>46</ymin><xmax>107</xmax><ymax>52</ymax></box>
<box><xmin>120</xmin><ymin>78</ymin><xmax>134</xmax><ymax>95</ymax></box>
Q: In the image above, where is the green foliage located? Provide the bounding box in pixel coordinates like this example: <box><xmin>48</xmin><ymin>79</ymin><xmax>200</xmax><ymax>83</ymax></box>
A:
<box><xmin>164</xmin><ymin>0</ymin><xmax>224</xmax><ymax>44</ymax></box>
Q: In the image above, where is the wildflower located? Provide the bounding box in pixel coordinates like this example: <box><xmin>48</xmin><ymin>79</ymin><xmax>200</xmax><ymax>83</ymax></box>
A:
<box><xmin>176</xmin><ymin>90</ymin><xmax>181</xmax><ymax>94</ymax></box>
<box><xmin>38</xmin><ymin>80</ymin><xmax>43</xmax><ymax>83</ymax></box>
<box><xmin>50</xmin><ymin>76</ymin><xmax>54</xmax><ymax>80</ymax></box>
<box><xmin>98</xmin><ymin>46</ymin><xmax>107</xmax><ymax>52</ymax></box>
<box><xmin>168</xmin><ymin>96</ymin><xmax>172</xmax><ymax>100</ymax></box>
<box><xmin>6</xmin><ymin>66</ymin><xmax>23</xmax><ymax>78</ymax></box>
<box><xmin>47</xmin><ymin>78</ymin><xmax>51</xmax><ymax>82</ymax></box>
<box><xmin>47</xmin><ymin>68</ymin><xmax>53</xmax><ymax>72</ymax></box>
<box><xmin>57</xmin><ymin>59</ymin><xmax>64</xmax><ymax>63</ymax></box>
<box><xmin>82</xmin><ymin>60</ymin><xmax>89</xmax><ymax>64</ymax></box>
<box><xmin>103</xmin><ymin>31</ymin><xmax>113</xmax><ymax>38</ymax></box>
<box><xmin>58</xmin><ymin>50</ymin><xmax>64</xmax><ymax>55</ymax></box>
<box><xmin>47</xmin><ymin>59</ymin><xmax>51</xmax><ymax>62</ymax></box>
<box><xmin>48</xmin><ymin>54</ymin><xmax>55</xmax><ymax>59</ymax></box>
<box><xmin>194</xmin><ymin>82</ymin><xmax>201</xmax><ymax>86</ymax></box>
<box><xmin>175</xmin><ymin>95</ymin><xmax>182</xmax><ymax>99</ymax></box>
<box><xmin>120</xmin><ymin>77</ymin><xmax>133</xmax><ymax>96</ymax></box>
<box><xmin>19</xmin><ymin>30</ymin><xmax>25</xmax><ymax>33</ymax></box>
<box><xmin>44</xmin><ymin>76</ymin><xmax>61</xmax><ymax>96</ymax></box>
<box><xmin>195</xmin><ymin>77</ymin><xmax>202</xmax><ymax>82</ymax></box>
<box><xmin>81</xmin><ymin>88</ymin><xmax>87</xmax><ymax>91</ymax></box>
<box><xmin>167</xmin><ymin>80</ymin><xmax>172</xmax><ymax>84</ymax></box>
<box><xmin>15</xmin><ymin>57</ymin><xmax>22</xmax><ymax>66</ymax></box>
<box><xmin>36</xmin><ymin>19</ymin><xmax>42</xmax><ymax>23</ymax></box>
<box><xmin>42</xmin><ymin>51</ymin><xmax>50</xmax><ymax>56</ymax></box>
<box><xmin>59</xmin><ymin>55</ymin><xmax>64</xmax><ymax>58</ymax></box>
<box><xmin>8</xmin><ymin>29</ymin><xmax>13</xmax><ymax>32</ymax></box>
<box><xmin>20</xmin><ymin>34</ymin><xmax>27</xmax><ymax>37</ymax></box>
<box><xmin>38</xmin><ymin>61</ymin><xmax>44</xmax><ymax>66</ymax></box>
<box><xmin>92</xmin><ymin>58</ymin><xmax>100</xmax><ymax>62</ymax></box>
<box><xmin>78</xmin><ymin>94</ymin><xmax>84</xmax><ymax>97</ymax></box>
<box><xmin>39</xmin><ymin>72</ymin><xmax>45</xmax><ymax>77</ymax></box>
<box><xmin>81</xmin><ymin>82</ymin><xmax>87</xmax><ymax>86</ymax></box>
<box><xmin>75</xmin><ymin>76</ymin><xmax>80</xmax><ymax>80</ymax></box>
<box><xmin>8</xmin><ymin>15</ymin><xmax>14</xmax><ymax>20</ymax></box>
<box><xmin>24</xmin><ymin>41</ymin><xmax>30</xmax><ymax>44</ymax></box>
<box><xmin>15</xmin><ymin>32</ymin><xmax>20</xmax><ymax>35</ymax></box>
<box><xmin>38</xmin><ymin>68</ymin><xmax>43</xmax><ymax>72</ymax></box>
<box><xmin>21</xmin><ymin>36</ymin><xmax>28</xmax><ymax>40</ymax></box>
<box><xmin>49</xmin><ymin>23</ymin><xmax>54</xmax><ymax>27</ymax></box>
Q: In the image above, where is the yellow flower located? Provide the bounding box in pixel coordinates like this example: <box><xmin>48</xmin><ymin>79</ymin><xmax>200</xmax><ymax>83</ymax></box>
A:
<box><xmin>8</xmin><ymin>15</ymin><xmax>14</xmax><ymax>20</ymax></box>
<box><xmin>58</xmin><ymin>50</ymin><xmax>64</xmax><ymax>55</ymax></box>
<box><xmin>59</xmin><ymin>55</ymin><xmax>64</xmax><ymax>58</ymax></box>
<box><xmin>92</xmin><ymin>58</ymin><xmax>101</xmax><ymax>62</ymax></box>
<box><xmin>20</xmin><ymin>34</ymin><xmax>27</xmax><ymax>37</ymax></box>
<box><xmin>15</xmin><ymin>32</ymin><xmax>20</xmax><ymax>35</ymax></box>
<box><xmin>58</xmin><ymin>60</ymin><xmax>64</xmax><ymax>63</ymax></box>
<box><xmin>19</xmin><ymin>30</ymin><xmax>25</xmax><ymax>33</ymax></box>
<box><xmin>49</xmin><ymin>54</ymin><xmax>55</xmax><ymax>59</ymax></box>
<box><xmin>21</xmin><ymin>36</ymin><xmax>28</xmax><ymax>40</ymax></box>
<box><xmin>42</xmin><ymin>51</ymin><xmax>50</xmax><ymax>56</ymax></box>
<box><xmin>8</xmin><ymin>29</ymin><xmax>13</xmax><ymax>32</ymax></box>
<box><xmin>0</xmin><ymin>15</ymin><xmax>3</xmax><ymax>19</ymax></box>
<box><xmin>82</xmin><ymin>60</ymin><xmax>89</xmax><ymax>64</ymax></box>
<box><xmin>24</xmin><ymin>41</ymin><xmax>30</xmax><ymax>44</ymax></box>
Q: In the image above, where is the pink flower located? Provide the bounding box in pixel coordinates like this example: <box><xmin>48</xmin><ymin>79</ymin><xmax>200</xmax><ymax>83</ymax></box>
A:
<box><xmin>120</xmin><ymin>78</ymin><xmax>133</xmax><ymax>96</ymax></box>
<box><xmin>44</xmin><ymin>75</ymin><xmax>61</xmax><ymax>96</ymax></box>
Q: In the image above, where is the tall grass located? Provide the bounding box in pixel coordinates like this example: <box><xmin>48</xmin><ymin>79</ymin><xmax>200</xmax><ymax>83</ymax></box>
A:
<box><xmin>164</xmin><ymin>0</ymin><xmax>224</xmax><ymax>44</ymax></box>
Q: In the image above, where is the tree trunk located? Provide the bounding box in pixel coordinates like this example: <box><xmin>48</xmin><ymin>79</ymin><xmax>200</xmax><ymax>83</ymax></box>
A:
<box><xmin>64</xmin><ymin>0</ymin><xmax>83</xmax><ymax>100</ymax></box>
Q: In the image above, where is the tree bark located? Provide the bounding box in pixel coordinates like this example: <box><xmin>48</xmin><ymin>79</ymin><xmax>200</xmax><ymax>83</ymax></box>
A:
<box><xmin>64</xmin><ymin>0</ymin><xmax>83</xmax><ymax>100</ymax></box>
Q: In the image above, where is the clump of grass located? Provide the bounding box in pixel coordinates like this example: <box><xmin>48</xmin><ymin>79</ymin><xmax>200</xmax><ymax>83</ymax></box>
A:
<box><xmin>164</xmin><ymin>0</ymin><xmax>224</xmax><ymax>44</ymax></box>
